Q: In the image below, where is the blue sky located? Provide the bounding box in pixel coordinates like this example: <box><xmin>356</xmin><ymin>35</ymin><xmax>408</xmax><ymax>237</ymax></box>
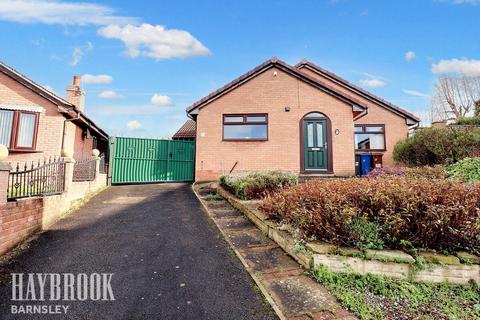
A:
<box><xmin>0</xmin><ymin>0</ymin><xmax>479</xmax><ymax>137</ymax></box>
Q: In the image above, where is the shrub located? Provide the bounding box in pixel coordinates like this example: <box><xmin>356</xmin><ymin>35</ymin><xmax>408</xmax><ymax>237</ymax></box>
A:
<box><xmin>393</xmin><ymin>127</ymin><xmax>480</xmax><ymax>166</ymax></box>
<box><xmin>219</xmin><ymin>170</ymin><xmax>298</xmax><ymax>200</ymax></box>
<box><xmin>455</xmin><ymin>116</ymin><xmax>480</xmax><ymax>126</ymax></box>
<box><xmin>447</xmin><ymin>157</ymin><xmax>480</xmax><ymax>183</ymax></box>
<box><xmin>260</xmin><ymin>177</ymin><xmax>480</xmax><ymax>254</ymax></box>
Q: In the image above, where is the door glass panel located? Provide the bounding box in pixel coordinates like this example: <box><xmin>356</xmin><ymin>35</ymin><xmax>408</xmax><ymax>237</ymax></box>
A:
<box><xmin>316</xmin><ymin>123</ymin><xmax>324</xmax><ymax>147</ymax></box>
<box><xmin>307</xmin><ymin>123</ymin><xmax>313</xmax><ymax>147</ymax></box>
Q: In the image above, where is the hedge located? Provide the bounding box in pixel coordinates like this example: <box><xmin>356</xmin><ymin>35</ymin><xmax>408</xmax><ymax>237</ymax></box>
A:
<box><xmin>260</xmin><ymin>177</ymin><xmax>480</xmax><ymax>254</ymax></box>
<box><xmin>219</xmin><ymin>170</ymin><xmax>298</xmax><ymax>200</ymax></box>
<box><xmin>393</xmin><ymin>127</ymin><xmax>480</xmax><ymax>166</ymax></box>
<box><xmin>447</xmin><ymin>157</ymin><xmax>480</xmax><ymax>183</ymax></box>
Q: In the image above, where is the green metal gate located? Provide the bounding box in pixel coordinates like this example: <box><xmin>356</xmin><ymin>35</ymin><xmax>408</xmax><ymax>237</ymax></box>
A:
<box><xmin>109</xmin><ymin>137</ymin><xmax>195</xmax><ymax>184</ymax></box>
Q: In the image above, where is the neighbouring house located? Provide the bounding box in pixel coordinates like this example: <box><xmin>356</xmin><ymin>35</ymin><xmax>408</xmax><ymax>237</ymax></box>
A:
<box><xmin>182</xmin><ymin>57</ymin><xmax>420</xmax><ymax>181</ymax></box>
<box><xmin>0</xmin><ymin>61</ymin><xmax>109</xmax><ymax>166</ymax></box>
<box><xmin>172</xmin><ymin>119</ymin><xmax>196</xmax><ymax>140</ymax></box>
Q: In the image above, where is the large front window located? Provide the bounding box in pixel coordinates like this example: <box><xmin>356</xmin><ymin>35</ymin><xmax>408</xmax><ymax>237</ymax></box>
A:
<box><xmin>0</xmin><ymin>109</ymin><xmax>39</xmax><ymax>150</ymax></box>
<box><xmin>355</xmin><ymin>124</ymin><xmax>385</xmax><ymax>150</ymax></box>
<box><xmin>223</xmin><ymin>114</ymin><xmax>268</xmax><ymax>141</ymax></box>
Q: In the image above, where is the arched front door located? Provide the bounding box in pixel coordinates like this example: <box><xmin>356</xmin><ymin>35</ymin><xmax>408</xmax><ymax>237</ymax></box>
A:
<box><xmin>302</xmin><ymin>112</ymin><xmax>329</xmax><ymax>171</ymax></box>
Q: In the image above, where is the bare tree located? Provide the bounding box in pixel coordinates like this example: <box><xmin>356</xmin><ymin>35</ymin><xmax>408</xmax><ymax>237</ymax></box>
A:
<box><xmin>430</xmin><ymin>75</ymin><xmax>480</xmax><ymax>121</ymax></box>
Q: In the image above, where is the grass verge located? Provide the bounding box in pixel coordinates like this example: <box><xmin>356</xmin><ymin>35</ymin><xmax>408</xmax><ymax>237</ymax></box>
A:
<box><xmin>309</xmin><ymin>266</ymin><xmax>480</xmax><ymax>320</ymax></box>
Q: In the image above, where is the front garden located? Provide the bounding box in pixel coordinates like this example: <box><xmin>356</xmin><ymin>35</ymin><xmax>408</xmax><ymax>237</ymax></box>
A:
<box><xmin>218</xmin><ymin>127</ymin><xmax>480</xmax><ymax>319</ymax></box>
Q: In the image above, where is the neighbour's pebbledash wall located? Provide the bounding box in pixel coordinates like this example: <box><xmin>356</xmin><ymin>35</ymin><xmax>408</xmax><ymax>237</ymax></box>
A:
<box><xmin>195</xmin><ymin>67</ymin><xmax>356</xmax><ymax>181</ymax></box>
<box><xmin>299</xmin><ymin>67</ymin><xmax>410</xmax><ymax>167</ymax></box>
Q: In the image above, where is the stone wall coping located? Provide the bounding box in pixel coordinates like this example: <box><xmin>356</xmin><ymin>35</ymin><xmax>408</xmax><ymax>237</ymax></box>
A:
<box><xmin>216</xmin><ymin>185</ymin><xmax>480</xmax><ymax>285</ymax></box>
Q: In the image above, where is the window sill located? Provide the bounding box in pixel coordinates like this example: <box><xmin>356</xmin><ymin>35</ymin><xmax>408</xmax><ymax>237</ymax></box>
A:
<box><xmin>355</xmin><ymin>150</ymin><xmax>386</xmax><ymax>153</ymax></box>
<box><xmin>8</xmin><ymin>149</ymin><xmax>43</xmax><ymax>154</ymax></box>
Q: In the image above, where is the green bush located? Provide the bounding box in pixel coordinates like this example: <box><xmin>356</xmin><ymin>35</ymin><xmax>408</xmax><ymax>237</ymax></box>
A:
<box><xmin>219</xmin><ymin>170</ymin><xmax>298</xmax><ymax>200</ymax></box>
<box><xmin>455</xmin><ymin>116</ymin><xmax>480</xmax><ymax>126</ymax></box>
<box><xmin>260</xmin><ymin>177</ymin><xmax>480</xmax><ymax>254</ymax></box>
<box><xmin>393</xmin><ymin>127</ymin><xmax>480</xmax><ymax>166</ymax></box>
<box><xmin>447</xmin><ymin>157</ymin><xmax>480</xmax><ymax>183</ymax></box>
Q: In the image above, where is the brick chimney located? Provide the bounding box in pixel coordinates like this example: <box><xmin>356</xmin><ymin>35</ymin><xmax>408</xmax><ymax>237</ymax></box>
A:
<box><xmin>66</xmin><ymin>75</ymin><xmax>85</xmax><ymax>112</ymax></box>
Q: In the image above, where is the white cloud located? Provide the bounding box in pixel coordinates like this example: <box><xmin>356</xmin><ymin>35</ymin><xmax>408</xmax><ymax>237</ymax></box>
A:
<box><xmin>71</xmin><ymin>42</ymin><xmax>93</xmax><ymax>66</ymax></box>
<box><xmin>151</xmin><ymin>94</ymin><xmax>174</xmax><ymax>106</ymax></box>
<box><xmin>0</xmin><ymin>0</ymin><xmax>138</xmax><ymax>25</ymax></box>
<box><xmin>405</xmin><ymin>51</ymin><xmax>416</xmax><ymax>61</ymax></box>
<box><xmin>97</xmin><ymin>24</ymin><xmax>210</xmax><ymax>61</ymax></box>
<box><xmin>127</xmin><ymin>120</ymin><xmax>142</xmax><ymax>131</ymax></box>
<box><xmin>98</xmin><ymin>90</ymin><xmax>123</xmax><ymax>99</ymax></box>
<box><xmin>80</xmin><ymin>74</ymin><xmax>113</xmax><ymax>84</ymax></box>
<box><xmin>448</xmin><ymin>0</ymin><xmax>480</xmax><ymax>5</ymax></box>
<box><xmin>432</xmin><ymin>59</ymin><xmax>480</xmax><ymax>77</ymax></box>
<box><xmin>402</xmin><ymin>89</ymin><xmax>430</xmax><ymax>98</ymax></box>
<box><xmin>359</xmin><ymin>79</ymin><xmax>386</xmax><ymax>88</ymax></box>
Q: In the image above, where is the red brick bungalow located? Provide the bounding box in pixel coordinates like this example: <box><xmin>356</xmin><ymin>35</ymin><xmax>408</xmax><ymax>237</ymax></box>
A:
<box><xmin>0</xmin><ymin>61</ymin><xmax>108</xmax><ymax>166</ymax></box>
<box><xmin>182</xmin><ymin>57</ymin><xmax>420</xmax><ymax>181</ymax></box>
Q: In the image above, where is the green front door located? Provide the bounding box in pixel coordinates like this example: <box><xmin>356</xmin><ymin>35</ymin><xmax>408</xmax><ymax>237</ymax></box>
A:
<box><xmin>303</xmin><ymin>119</ymin><xmax>328</xmax><ymax>170</ymax></box>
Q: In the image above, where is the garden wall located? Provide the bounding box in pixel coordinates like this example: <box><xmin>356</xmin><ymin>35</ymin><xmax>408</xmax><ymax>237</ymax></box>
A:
<box><xmin>0</xmin><ymin>158</ymin><xmax>107</xmax><ymax>256</ymax></box>
<box><xmin>216</xmin><ymin>185</ymin><xmax>480</xmax><ymax>285</ymax></box>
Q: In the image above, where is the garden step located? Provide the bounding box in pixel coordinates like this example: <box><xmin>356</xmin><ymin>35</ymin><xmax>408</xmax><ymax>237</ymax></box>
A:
<box><xmin>259</xmin><ymin>273</ymin><xmax>343</xmax><ymax>318</ymax></box>
<box><xmin>227</xmin><ymin>228</ymin><xmax>275</xmax><ymax>248</ymax></box>
<box><xmin>215</xmin><ymin>215</ymin><xmax>256</xmax><ymax>231</ymax></box>
<box><xmin>240</xmin><ymin>247</ymin><xmax>300</xmax><ymax>273</ymax></box>
<box><xmin>204</xmin><ymin>201</ymin><xmax>232</xmax><ymax>210</ymax></box>
<box><xmin>210</xmin><ymin>209</ymin><xmax>242</xmax><ymax>218</ymax></box>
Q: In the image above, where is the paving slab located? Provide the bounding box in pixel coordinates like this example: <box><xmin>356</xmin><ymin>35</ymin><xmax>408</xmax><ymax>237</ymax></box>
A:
<box><xmin>227</xmin><ymin>229</ymin><xmax>275</xmax><ymax>249</ymax></box>
<box><xmin>210</xmin><ymin>209</ymin><xmax>243</xmax><ymax>219</ymax></box>
<box><xmin>241</xmin><ymin>247</ymin><xmax>300</xmax><ymax>273</ymax></box>
<box><xmin>205</xmin><ymin>201</ymin><xmax>233</xmax><ymax>210</ymax></box>
<box><xmin>260</xmin><ymin>274</ymin><xmax>342</xmax><ymax>318</ymax></box>
<box><xmin>215</xmin><ymin>215</ymin><xmax>256</xmax><ymax>231</ymax></box>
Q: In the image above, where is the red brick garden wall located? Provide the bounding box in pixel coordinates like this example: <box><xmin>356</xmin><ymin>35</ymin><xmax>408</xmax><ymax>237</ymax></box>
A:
<box><xmin>0</xmin><ymin>198</ymin><xmax>43</xmax><ymax>256</ymax></box>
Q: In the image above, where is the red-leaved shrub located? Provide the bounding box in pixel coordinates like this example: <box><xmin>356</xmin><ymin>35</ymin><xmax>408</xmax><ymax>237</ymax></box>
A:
<box><xmin>259</xmin><ymin>177</ymin><xmax>480</xmax><ymax>254</ymax></box>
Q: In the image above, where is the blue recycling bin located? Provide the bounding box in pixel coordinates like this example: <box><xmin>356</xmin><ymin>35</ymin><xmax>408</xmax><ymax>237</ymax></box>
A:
<box><xmin>360</xmin><ymin>154</ymin><xmax>372</xmax><ymax>176</ymax></box>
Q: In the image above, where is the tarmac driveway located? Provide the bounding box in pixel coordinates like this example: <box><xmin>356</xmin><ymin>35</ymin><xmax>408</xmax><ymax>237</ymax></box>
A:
<box><xmin>0</xmin><ymin>184</ymin><xmax>276</xmax><ymax>320</ymax></box>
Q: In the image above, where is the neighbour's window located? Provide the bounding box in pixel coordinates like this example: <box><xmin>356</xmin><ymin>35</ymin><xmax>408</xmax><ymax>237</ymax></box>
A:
<box><xmin>223</xmin><ymin>114</ymin><xmax>268</xmax><ymax>140</ymax></box>
<box><xmin>354</xmin><ymin>124</ymin><xmax>385</xmax><ymax>150</ymax></box>
<box><xmin>0</xmin><ymin>109</ymin><xmax>39</xmax><ymax>151</ymax></box>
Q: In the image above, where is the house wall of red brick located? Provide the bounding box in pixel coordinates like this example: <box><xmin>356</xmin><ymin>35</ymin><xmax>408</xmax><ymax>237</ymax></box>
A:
<box><xmin>0</xmin><ymin>72</ymin><xmax>65</xmax><ymax>165</ymax></box>
<box><xmin>195</xmin><ymin>67</ymin><xmax>356</xmax><ymax>181</ymax></box>
<box><xmin>298</xmin><ymin>67</ymin><xmax>410</xmax><ymax>167</ymax></box>
<box><xmin>73</xmin><ymin>125</ymin><xmax>94</xmax><ymax>160</ymax></box>
<box><xmin>0</xmin><ymin>72</ymin><xmax>98</xmax><ymax>165</ymax></box>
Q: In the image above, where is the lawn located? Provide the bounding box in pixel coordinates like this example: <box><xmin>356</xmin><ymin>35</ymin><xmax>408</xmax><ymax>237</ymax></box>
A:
<box><xmin>310</xmin><ymin>266</ymin><xmax>480</xmax><ymax>320</ymax></box>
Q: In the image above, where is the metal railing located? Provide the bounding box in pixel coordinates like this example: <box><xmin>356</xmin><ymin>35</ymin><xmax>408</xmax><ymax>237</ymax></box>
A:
<box><xmin>72</xmin><ymin>157</ymin><xmax>97</xmax><ymax>182</ymax></box>
<box><xmin>8</xmin><ymin>157</ymin><xmax>65</xmax><ymax>200</ymax></box>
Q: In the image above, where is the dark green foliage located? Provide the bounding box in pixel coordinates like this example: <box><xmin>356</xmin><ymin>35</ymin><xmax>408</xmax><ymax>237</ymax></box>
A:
<box><xmin>393</xmin><ymin>127</ymin><xmax>480</xmax><ymax>166</ymax></box>
<box><xmin>219</xmin><ymin>171</ymin><xmax>298</xmax><ymax>200</ymax></box>
<box><xmin>455</xmin><ymin>116</ymin><xmax>480</xmax><ymax>126</ymax></box>
<box><xmin>260</xmin><ymin>177</ymin><xmax>480</xmax><ymax>254</ymax></box>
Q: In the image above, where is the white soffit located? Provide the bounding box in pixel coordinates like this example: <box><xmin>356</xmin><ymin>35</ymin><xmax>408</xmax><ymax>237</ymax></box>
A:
<box><xmin>0</xmin><ymin>104</ymin><xmax>44</xmax><ymax>113</ymax></box>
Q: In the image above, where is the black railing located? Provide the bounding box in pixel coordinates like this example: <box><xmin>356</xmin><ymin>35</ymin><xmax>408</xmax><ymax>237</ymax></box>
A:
<box><xmin>73</xmin><ymin>157</ymin><xmax>97</xmax><ymax>182</ymax></box>
<box><xmin>8</xmin><ymin>157</ymin><xmax>65</xmax><ymax>200</ymax></box>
